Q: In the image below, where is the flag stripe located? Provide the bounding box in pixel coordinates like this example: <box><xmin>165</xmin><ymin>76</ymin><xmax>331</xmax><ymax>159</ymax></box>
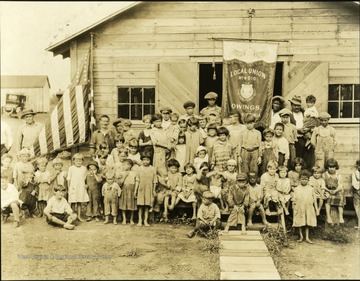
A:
<box><xmin>63</xmin><ymin>89</ymin><xmax>74</xmax><ymax>146</ymax></box>
<box><xmin>76</xmin><ymin>85</ymin><xmax>86</xmax><ymax>143</ymax></box>
<box><xmin>70</xmin><ymin>87</ymin><xmax>80</xmax><ymax>145</ymax></box>
<box><xmin>51</xmin><ymin>105</ymin><xmax>61</xmax><ymax>150</ymax></box>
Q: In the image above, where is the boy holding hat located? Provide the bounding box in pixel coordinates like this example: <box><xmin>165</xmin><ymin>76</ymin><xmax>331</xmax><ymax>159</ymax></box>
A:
<box><xmin>200</xmin><ymin>92</ymin><xmax>222</xmax><ymax>121</ymax></box>
<box><xmin>187</xmin><ymin>191</ymin><xmax>221</xmax><ymax>238</ymax></box>
<box><xmin>223</xmin><ymin>172</ymin><xmax>250</xmax><ymax>234</ymax></box>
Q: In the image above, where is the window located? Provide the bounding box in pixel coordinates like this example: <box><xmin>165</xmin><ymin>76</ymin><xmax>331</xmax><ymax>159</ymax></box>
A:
<box><xmin>328</xmin><ymin>84</ymin><xmax>359</xmax><ymax>119</ymax></box>
<box><xmin>117</xmin><ymin>87</ymin><xmax>155</xmax><ymax>120</ymax></box>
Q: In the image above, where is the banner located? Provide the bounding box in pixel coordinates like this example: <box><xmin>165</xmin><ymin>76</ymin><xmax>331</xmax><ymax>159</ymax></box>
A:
<box><xmin>33</xmin><ymin>50</ymin><xmax>94</xmax><ymax>157</ymax></box>
<box><xmin>222</xmin><ymin>41</ymin><xmax>278</xmax><ymax>128</ymax></box>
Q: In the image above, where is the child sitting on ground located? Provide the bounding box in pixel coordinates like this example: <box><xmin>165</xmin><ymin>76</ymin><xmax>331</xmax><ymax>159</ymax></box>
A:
<box><xmin>44</xmin><ymin>184</ymin><xmax>78</xmax><ymax>230</ymax></box>
<box><xmin>1</xmin><ymin>172</ymin><xmax>22</xmax><ymax>228</ymax></box>
<box><xmin>187</xmin><ymin>191</ymin><xmax>221</xmax><ymax>238</ymax></box>
<box><xmin>247</xmin><ymin>171</ymin><xmax>269</xmax><ymax>227</ymax></box>
<box><xmin>223</xmin><ymin>173</ymin><xmax>250</xmax><ymax>234</ymax></box>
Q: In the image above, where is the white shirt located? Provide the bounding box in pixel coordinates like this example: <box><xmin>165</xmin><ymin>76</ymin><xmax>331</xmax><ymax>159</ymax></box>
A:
<box><xmin>1</xmin><ymin>121</ymin><xmax>13</xmax><ymax>149</ymax></box>
<box><xmin>1</xmin><ymin>183</ymin><xmax>20</xmax><ymax>208</ymax></box>
<box><xmin>44</xmin><ymin>196</ymin><xmax>73</xmax><ymax>214</ymax></box>
<box><xmin>304</xmin><ymin>106</ymin><xmax>319</xmax><ymax>118</ymax></box>
<box><xmin>292</xmin><ymin>111</ymin><xmax>304</xmax><ymax>129</ymax></box>
<box><xmin>352</xmin><ymin>170</ymin><xmax>359</xmax><ymax>190</ymax></box>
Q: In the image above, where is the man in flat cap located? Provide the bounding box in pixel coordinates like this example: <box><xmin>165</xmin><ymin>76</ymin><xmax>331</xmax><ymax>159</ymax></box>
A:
<box><xmin>179</xmin><ymin>101</ymin><xmax>199</xmax><ymax>122</ymax></box>
<box><xmin>200</xmin><ymin>92</ymin><xmax>222</xmax><ymax>122</ymax></box>
<box><xmin>159</xmin><ymin>106</ymin><xmax>172</xmax><ymax>130</ymax></box>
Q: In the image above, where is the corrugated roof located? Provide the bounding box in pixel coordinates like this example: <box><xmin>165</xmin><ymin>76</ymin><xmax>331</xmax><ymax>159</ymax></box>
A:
<box><xmin>1</xmin><ymin>75</ymin><xmax>50</xmax><ymax>89</ymax></box>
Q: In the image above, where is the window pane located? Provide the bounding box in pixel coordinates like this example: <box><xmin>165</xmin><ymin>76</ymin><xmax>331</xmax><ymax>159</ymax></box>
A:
<box><xmin>118</xmin><ymin>105</ymin><xmax>129</xmax><ymax>119</ymax></box>
<box><xmin>131</xmin><ymin>88</ymin><xmax>142</xmax><ymax>103</ymax></box>
<box><xmin>144</xmin><ymin>105</ymin><xmax>155</xmax><ymax>116</ymax></box>
<box><xmin>340</xmin><ymin>85</ymin><xmax>352</xmax><ymax>100</ymax></box>
<box><xmin>354</xmin><ymin>102</ymin><xmax>360</xmax><ymax>118</ymax></box>
<box><xmin>118</xmin><ymin>88</ymin><xmax>129</xmax><ymax>103</ymax></box>
<box><xmin>354</xmin><ymin>85</ymin><xmax>360</xmax><ymax>100</ymax></box>
<box><xmin>341</xmin><ymin>102</ymin><xmax>353</xmax><ymax>118</ymax></box>
<box><xmin>328</xmin><ymin>85</ymin><xmax>339</xmax><ymax>100</ymax></box>
<box><xmin>131</xmin><ymin>104</ymin><xmax>142</xmax><ymax>120</ymax></box>
<box><xmin>144</xmin><ymin>88</ymin><xmax>155</xmax><ymax>103</ymax></box>
<box><xmin>328</xmin><ymin>102</ymin><xmax>339</xmax><ymax>118</ymax></box>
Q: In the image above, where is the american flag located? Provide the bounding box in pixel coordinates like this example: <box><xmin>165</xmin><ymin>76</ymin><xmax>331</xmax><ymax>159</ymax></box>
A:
<box><xmin>33</xmin><ymin>49</ymin><xmax>96</xmax><ymax>157</ymax></box>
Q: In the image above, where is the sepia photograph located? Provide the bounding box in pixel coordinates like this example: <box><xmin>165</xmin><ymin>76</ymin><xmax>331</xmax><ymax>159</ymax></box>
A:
<box><xmin>1</xmin><ymin>1</ymin><xmax>359</xmax><ymax>280</ymax></box>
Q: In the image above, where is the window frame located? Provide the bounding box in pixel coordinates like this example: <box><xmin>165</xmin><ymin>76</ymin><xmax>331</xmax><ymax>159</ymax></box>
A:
<box><xmin>116</xmin><ymin>86</ymin><xmax>156</xmax><ymax>123</ymax></box>
<box><xmin>328</xmin><ymin>84</ymin><xmax>360</xmax><ymax>125</ymax></box>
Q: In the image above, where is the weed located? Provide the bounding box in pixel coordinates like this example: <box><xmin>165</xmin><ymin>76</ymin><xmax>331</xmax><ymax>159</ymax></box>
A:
<box><xmin>121</xmin><ymin>248</ymin><xmax>140</xmax><ymax>258</ymax></box>
<box><xmin>201</xmin><ymin>236</ymin><xmax>222</xmax><ymax>254</ymax></box>
<box><xmin>261</xmin><ymin>225</ymin><xmax>289</xmax><ymax>255</ymax></box>
<box><xmin>322</xmin><ymin>225</ymin><xmax>352</xmax><ymax>243</ymax></box>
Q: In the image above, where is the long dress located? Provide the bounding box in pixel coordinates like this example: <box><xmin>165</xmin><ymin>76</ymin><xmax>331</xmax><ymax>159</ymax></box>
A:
<box><xmin>67</xmin><ymin>165</ymin><xmax>89</xmax><ymax>203</ymax></box>
<box><xmin>136</xmin><ymin>165</ymin><xmax>157</xmax><ymax>206</ymax></box>
<box><xmin>185</xmin><ymin>130</ymin><xmax>204</xmax><ymax>165</ymax></box>
<box><xmin>118</xmin><ymin>170</ymin><xmax>139</xmax><ymax>211</ymax></box>
<box><xmin>150</xmin><ymin>127</ymin><xmax>169</xmax><ymax>171</ymax></box>
<box><xmin>292</xmin><ymin>184</ymin><xmax>317</xmax><ymax>227</ymax></box>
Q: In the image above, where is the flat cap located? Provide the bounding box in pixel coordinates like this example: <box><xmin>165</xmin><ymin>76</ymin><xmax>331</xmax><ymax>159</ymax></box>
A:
<box><xmin>236</xmin><ymin>172</ymin><xmax>248</xmax><ymax>181</ymax></box>
<box><xmin>202</xmin><ymin>191</ymin><xmax>215</xmax><ymax>200</ymax></box>
<box><xmin>204</xmin><ymin>92</ymin><xmax>218</xmax><ymax>99</ymax></box>
<box><xmin>279</xmin><ymin>108</ymin><xmax>293</xmax><ymax>117</ymax></box>
<box><xmin>183</xmin><ymin>101</ymin><xmax>196</xmax><ymax>109</ymax></box>
<box><xmin>318</xmin><ymin>112</ymin><xmax>331</xmax><ymax>119</ymax></box>
<box><xmin>160</xmin><ymin>106</ymin><xmax>172</xmax><ymax>113</ymax></box>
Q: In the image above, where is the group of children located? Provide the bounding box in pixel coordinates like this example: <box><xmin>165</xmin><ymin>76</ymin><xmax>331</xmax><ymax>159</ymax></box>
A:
<box><xmin>1</xmin><ymin>97</ymin><xmax>359</xmax><ymax>241</ymax></box>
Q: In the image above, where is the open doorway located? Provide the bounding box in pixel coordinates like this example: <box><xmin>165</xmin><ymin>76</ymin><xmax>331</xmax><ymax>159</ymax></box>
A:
<box><xmin>198</xmin><ymin>63</ymin><xmax>223</xmax><ymax>112</ymax></box>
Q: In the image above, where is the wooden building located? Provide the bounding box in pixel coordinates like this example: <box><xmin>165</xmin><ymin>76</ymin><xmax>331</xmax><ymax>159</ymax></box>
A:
<box><xmin>46</xmin><ymin>1</ymin><xmax>359</xmax><ymax>192</ymax></box>
<box><xmin>1</xmin><ymin>75</ymin><xmax>51</xmax><ymax>113</ymax></box>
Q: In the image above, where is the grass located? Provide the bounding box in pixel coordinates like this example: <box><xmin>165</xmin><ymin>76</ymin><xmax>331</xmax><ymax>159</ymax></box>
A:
<box><xmin>121</xmin><ymin>248</ymin><xmax>141</xmax><ymax>258</ymax></box>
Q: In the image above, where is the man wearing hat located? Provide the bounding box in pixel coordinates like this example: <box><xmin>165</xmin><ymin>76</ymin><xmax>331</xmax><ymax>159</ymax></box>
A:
<box><xmin>179</xmin><ymin>100</ymin><xmax>199</xmax><ymax>121</ymax></box>
<box><xmin>187</xmin><ymin>191</ymin><xmax>221</xmax><ymax>238</ymax></box>
<box><xmin>159</xmin><ymin>106</ymin><xmax>172</xmax><ymax>130</ymax></box>
<box><xmin>269</xmin><ymin>96</ymin><xmax>286</xmax><ymax>129</ymax></box>
<box><xmin>200</xmin><ymin>92</ymin><xmax>222</xmax><ymax>121</ymax></box>
<box><xmin>16</xmin><ymin>108</ymin><xmax>43</xmax><ymax>158</ymax></box>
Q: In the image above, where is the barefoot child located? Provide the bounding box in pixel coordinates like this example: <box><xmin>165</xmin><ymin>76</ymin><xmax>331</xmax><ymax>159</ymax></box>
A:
<box><xmin>44</xmin><ymin>185</ymin><xmax>77</xmax><ymax>230</ymax></box>
<box><xmin>276</xmin><ymin>166</ymin><xmax>291</xmax><ymax>215</ymax></box>
<box><xmin>352</xmin><ymin>160</ymin><xmax>360</xmax><ymax>229</ymax></box>
<box><xmin>261</xmin><ymin>160</ymin><xmax>280</xmax><ymax>215</ymax></box>
<box><xmin>247</xmin><ymin>172</ymin><xmax>269</xmax><ymax>227</ymax></box>
<box><xmin>224</xmin><ymin>173</ymin><xmax>250</xmax><ymax>234</ymax></box>
<box><xmin>67</xmin><ymin>153</ymin><xmax>89</xmax><ymax>222</ymax></box>
<box><xmin>102</xmin><ymin>171</ymin><xmax>121</xmax><ymax>224</ymax></box>
<box><xmin>164</xmin><ymin>158</ymin><xmax>183</xmax><ymax>219</ymax></box>
<box><xmin>85</xmin><ymin>161</ymin><xmax>102</xmax><ymax>222</ymax></box>
<box><xmin>292</xmin><ymin>170</ymin><xmax>318</xmax><ymax>243</ymax></box>
<box><xmin>34</xmin><ymin>157</ymin><xmax>51</xmax><ymax>217</ymax></box>
<box><xmin>118</xmin><ymin>159</ymin><xmax>139</xmax><ymax>225</ymax></box>
<box><xmin>135</xmin><ymin>154</ymin><xmax>157</xmax><ymax>227</ymax></box>
<box><xmin>323</xmin><ymin>158</ymin><xmax>345</xmax><ymax>225</ymax></box>
<box><xmin>187</xmin><ymin>191</ymin><xmax>221</xmax><ymax>238</ymax></box>
<box><xmin>309</xmin><ymin>165</ymin><xmax>326</xmax><ymax>216</ymax></box>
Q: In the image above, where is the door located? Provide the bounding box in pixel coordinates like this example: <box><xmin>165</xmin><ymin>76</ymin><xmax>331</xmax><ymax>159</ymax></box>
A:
<box><xmin>282</xmin><ymin>61</ymin><xmax>329</xmax><ymax>112</ymax></box>
<box><xmin>156</xmin><ymin>62</ymin><xmax>199</xmax><ymax>114</ymax></box>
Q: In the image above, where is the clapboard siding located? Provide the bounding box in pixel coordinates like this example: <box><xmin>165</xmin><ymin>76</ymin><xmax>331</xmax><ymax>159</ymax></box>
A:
<box><xmin>61</xmin><ymin>2</ymin><xmax>359</xmax><ymax>163</ymax></box>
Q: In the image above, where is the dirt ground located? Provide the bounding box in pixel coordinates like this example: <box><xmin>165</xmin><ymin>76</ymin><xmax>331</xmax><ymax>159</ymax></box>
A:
<box><xmin>1</xmin><ymin>211</ymin><xmax>359</xmax><ymax>280</ymax></box>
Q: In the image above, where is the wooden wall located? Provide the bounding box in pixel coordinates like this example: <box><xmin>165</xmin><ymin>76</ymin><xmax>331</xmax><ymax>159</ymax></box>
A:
<box><xmin>70</xmin><ymin>1</ymin><xmax>359</xmax><ymax>190</ymax></box>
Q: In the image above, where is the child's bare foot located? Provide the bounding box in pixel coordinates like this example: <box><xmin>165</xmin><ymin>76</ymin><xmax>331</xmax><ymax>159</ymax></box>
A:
<box><xmin>263</xmin><ymin>220</ymin><xmax>270</xmax><ymax>226</ymax></box>
<box><xmin>86</xmin><ymin>217</ymin><xmax>92</xmax><ymax>222</ymax></box>
<box><xmin>149</xmin><ymin>208</ymin><xmax>153</xmax><ymax>213</ymax></box>
<box><xmin>191</xmin><ymin>216</ymin><xmax>197</xmax><ymax>220</ymax></box>
<box><xmin>122</xmin><ymin>221</ymin><xmax>127</xmax><ymax>225</ymax></box>
<box><xmin>327</xmin><ymin>217</ymin><xmax>333</xmax><ymax>224</ymax></box>
<box><xmin>130</xmin><ymin>221</ymin><xmax>135</xmax><ymax>225</ymax></box>
<box><xmin>137</xmin><ymin>222</ymin><xmax>143</xmax><ymax>227</ymax></box>
<box><xmin>247</xmin><ymin>221</ymin><xmax>253</xmax><ymax>227</ymax></box>
<box><xmin>297</xmin><ymin>237</ymin><xmax>303</xmax><ymax>243</ymax></box>
<box><xmin>78</xmin><ymin>217</ymin><xmax>85</xmax><ymax>222</ymax></box>
<box><xmin>339</xmin><ymin>217</ymin><xmax>344</xmax><ymax>224</ymax></box>
<box><xmin>354</xmin><ymin>226</ymin><xmax>360</xmax><ymax>229</ymax></box>
<box><xmin>305</xmin><ymin>239</ymin><xmax>314</xmax><ymax>244</ymax></box>
<box><xmin>113</xmin><ymin>218</ymin><xmax>117</xmax><ymax>225</ymax></box>
<box><xmin>95</xmin><ymin>217</ymin><xmax>100</xmax><ymax>222</ymax></box>
<box><xmin>104</xmin><ymin>220</ymin><xmax>109</xmax><ymax>224</ymax></box>
<box><xmin>285</xmin><ymin>210</ymin><xmax>290</xmax><ymax>216</ymax></box>
<box><xmin>144</xmin><ymin>222</ymin><xmax>150</xmax><ymax>227</ymax></box>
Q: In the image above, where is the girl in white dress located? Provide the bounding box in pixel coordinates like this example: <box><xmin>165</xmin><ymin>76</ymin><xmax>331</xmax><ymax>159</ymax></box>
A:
<box><xmin>67</xmin><ymin>153</ymin><xmax>89</xmax><ymax>221</ymax></box>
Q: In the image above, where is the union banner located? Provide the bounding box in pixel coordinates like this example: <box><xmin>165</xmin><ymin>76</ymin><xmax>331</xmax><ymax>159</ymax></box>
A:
<box><xmin>222</xmin><ymin>41</ymin><xmax>278</xmax><ymax>128</ymax></box>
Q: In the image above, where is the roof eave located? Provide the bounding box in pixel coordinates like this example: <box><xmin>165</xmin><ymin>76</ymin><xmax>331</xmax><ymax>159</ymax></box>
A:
<box><xmin>45</xmin><ymin>1</ymin><xmax>142</xmax><ymax>58</ymax></box>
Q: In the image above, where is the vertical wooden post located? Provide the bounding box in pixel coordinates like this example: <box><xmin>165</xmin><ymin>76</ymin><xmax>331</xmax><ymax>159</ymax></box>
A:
<box><xmin>248</xmin><ymin>8</ymin><xmax>255</xmax><ymax>41</ymax></box>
